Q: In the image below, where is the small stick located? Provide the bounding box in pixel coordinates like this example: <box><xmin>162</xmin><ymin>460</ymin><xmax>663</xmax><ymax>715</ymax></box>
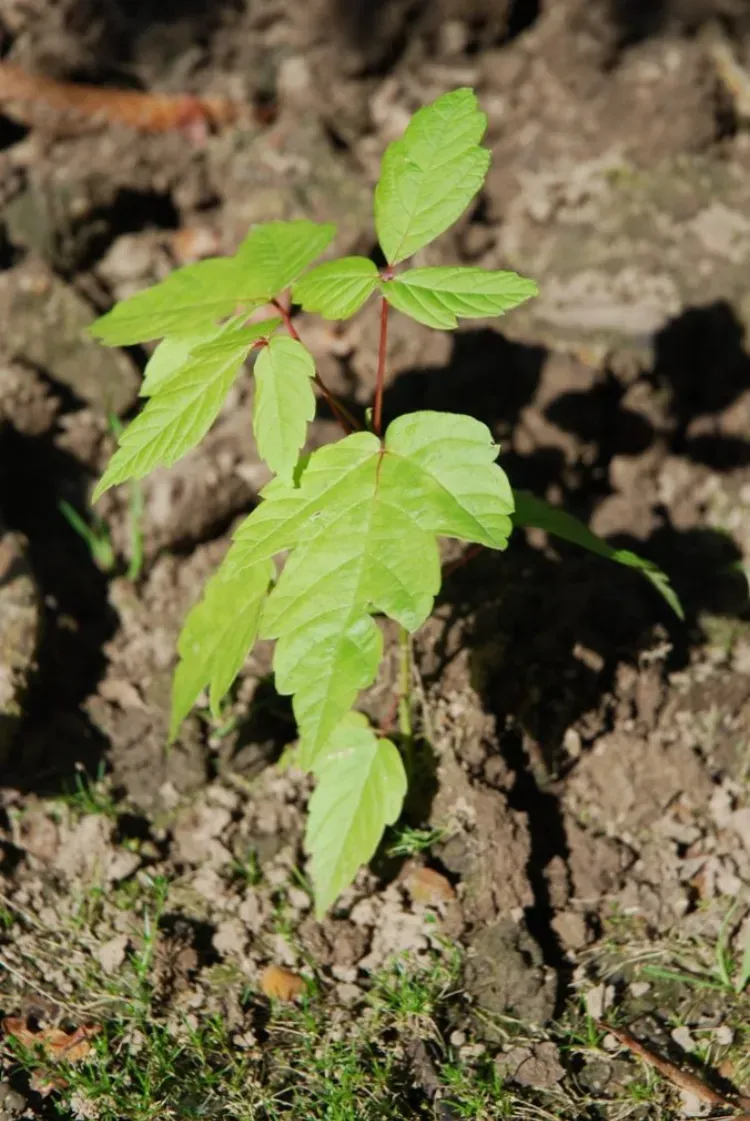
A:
<box><xmin>602</xmin><ymin>1022</ymin><xmax>750</xmax><ymax>1113</ymax></box>
<box><xmin>0</xmin><ymin>60</ymin><xmax>245</xmax><ymax>136</ymax></box>
<box><xmin>271</xmin><ymin>298</ymin><xmax>360</xmax><ymax>435</ymax></box>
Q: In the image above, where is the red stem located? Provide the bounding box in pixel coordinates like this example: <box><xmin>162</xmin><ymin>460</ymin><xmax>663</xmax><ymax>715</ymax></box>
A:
<box><xmin>442</xmin><ymin>543</ymin><xmax>484</xmax><ymax>578</ymax></box>
<box><xmin>373</xmin><ymin>296</ymin><xmax>389</xmax><ymax>438</ymax></box>
<box><xmin>271</xmin><ymin>298</ymin><xmax>359</xmax><ymax>435</ymax></box>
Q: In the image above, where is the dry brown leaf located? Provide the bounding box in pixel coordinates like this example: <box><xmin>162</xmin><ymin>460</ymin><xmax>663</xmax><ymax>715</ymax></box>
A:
<box><xmin>405</xmin><ymin>866</ymin><xmax>456</xmax><ymax>905</ymax></box>
<box><xmin>2</xmin><ymin>1017</ymin><xmax>101</xmax><ymax>1064</ymax></box>
<box><xmin>259</xmin><ymin>964</ymin><xmax>306</xmax><ymax>1002</ymax></box>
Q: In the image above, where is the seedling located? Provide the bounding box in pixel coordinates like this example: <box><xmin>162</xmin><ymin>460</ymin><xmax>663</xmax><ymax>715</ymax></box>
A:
<box><xmin>643</xmin><ymin>899</ymin><xmax>750</xmax><ymax>995</ymax></box>
<box><xmin>59</xmin><ymin>499</ymin><xmax>116</xmax><ymax>572</ymax></box>
<box><xmin>90</xmin><ymin>89</ymin><xmax>681</xmax><ymax>915</ymax></box>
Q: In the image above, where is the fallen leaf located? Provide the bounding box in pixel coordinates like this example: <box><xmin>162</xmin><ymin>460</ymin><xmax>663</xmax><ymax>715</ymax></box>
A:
<box><xmin>259</xmin><ymin>964</ymin><xmax>306</xmax><ymax>1002</ymax></box>
<box><xmin>2</xmin><ymin>1017</ymin><xmax>101</xmax><ymax>1064</ymax></box>
<box><xmin>405</xmin><ymin>865</ymin><xmax>456</xmax><ymax>905</ymax></box>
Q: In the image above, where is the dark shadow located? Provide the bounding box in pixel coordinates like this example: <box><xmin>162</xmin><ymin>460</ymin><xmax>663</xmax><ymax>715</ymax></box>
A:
<box><xmin>223</xmin><ymin>678</ymin><xmax>296</xmax><ymax>779</ymax></box>
<box><xmin>381</xmin><ymin>327</ymin><xmax>546</xmax><ymax>437</ymax></box>
<box><xmin>608</xmin><ymin>0</ymin><xmax>669</xmax><ymax>48</ymax></box>
<box><xmin>0</xmin><ymin>383</ymin><xmax>115</xmax><ymax>793</ymax></box>
<box><xmin>69</xmin><ymin>0</ymin><xmax>244</xmax><ymax>71</ymax></box>
<box><xmin>382</xmin><ymin>306</ymin><xmax>750</xmax><ymax>973</ymax></box>
<box><xmin>0</xmin><ymin>115</ymin><xmax>28</xmax><ymax>154</ymax></box>
<box><xmin>503</xmin><ymin>0</ymin><xmax>544</xmax><ymax>42</ymax></box>
<box><xmin>72</xmin><ymin>187</ymin><xmax>180</xmax><ymax>274</ymax></box>
<box><xmin>608</xmin><ymin>0</ymin><xmax>750</xmax><ymax>50</ymax></box>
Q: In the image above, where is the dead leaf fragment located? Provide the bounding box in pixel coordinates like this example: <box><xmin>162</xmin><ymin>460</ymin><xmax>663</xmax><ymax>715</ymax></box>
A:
<box><xmin>2</xmin><ymin>1018</ymin><xmax>101</xmax><ymax>1092</ymax></box>
<box><xmin>405</xmin><ymin>865</ymin><xmax>456</xmax><ymax>905</ymax></box>
<box><xmin>259</xmin><ymin>964</ymin><xmax>306</xmax><ymax>1002</ymax></box>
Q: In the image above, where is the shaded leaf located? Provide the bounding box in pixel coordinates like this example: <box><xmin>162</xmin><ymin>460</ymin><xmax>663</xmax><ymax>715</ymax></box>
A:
<box><xmin>170</xmin><ymin>556</ymin><xmax>273</xmax><ymax>740</ymax></box>
<box><xmin>293</xmin><ymin>257</ymin><xmax>380</xmax><ymax>319</ymax></box>
<box><xmin>253</xmin><ymin>336</ymin><xmax>316</xmax><ymax>482</ymax></box>
<box><xmin>382</xmin><ymin>266</ymin><xmax>538</xmax><ymax>329</ymax></box>
<box><xmin>305</xmin><ymin>714</ymin><xmax>407</xmax><ymax>915</ymax></box>
<box><xmin>512</xmin><ymin>490</ymin><xmax>684</xmax><ymax>619</ymax></box>
<box><xmin>374</xmin><ymin>88</ymin><xmax>489</xmax><ymax>265</ymax></box>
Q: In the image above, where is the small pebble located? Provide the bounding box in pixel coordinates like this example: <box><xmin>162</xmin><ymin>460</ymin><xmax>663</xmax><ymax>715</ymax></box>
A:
<box><xmin>671</xmin><ymin>1025</ymin><xmax>696</xmax><ymax>1052</ymax></box>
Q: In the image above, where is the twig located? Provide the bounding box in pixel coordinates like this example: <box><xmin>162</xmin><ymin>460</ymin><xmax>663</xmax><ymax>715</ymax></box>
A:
<box><xmin>441</xmin><ymin>543</ymin><xmax>484</xmax><ymax>579</ymax></box>
<box><xmin>0</xmin><ymin>61</ymin><xmax>245</xmax><ymax>136</ymax></box>
<box><xmin>397</xmin><ymin>626</ymin><xmax>413</xmax><ymax>741</ymax></box>
<box><xmin>602</xmin><ymin>1022</ymin><xmax>750</xmax><ymax>1114</ymax></box>
<box><xmin>373</xmin><ymin>296</ymin><xmax>389</xmax><ymax>438</ymax></box>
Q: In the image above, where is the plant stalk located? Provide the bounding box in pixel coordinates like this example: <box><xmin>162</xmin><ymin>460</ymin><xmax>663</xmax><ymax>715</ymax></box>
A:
<box><xmin>398</xmin><ymin>626</ymin><xmax>412</xmax><ymax>740</ymax></box>
<box><xmin>373</xmin><ymin>296</ymin><xmax>389</xmax><ymax>438</ymax></box>
<box><xmin>271</xmin><ymin>298</ymin><xmax>358</xmax><ymax>435</ymax></box>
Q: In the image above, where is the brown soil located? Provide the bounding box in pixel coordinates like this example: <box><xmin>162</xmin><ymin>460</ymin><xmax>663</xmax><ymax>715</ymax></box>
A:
<box><xmin>2</xmin><ymin>0</ymin><xmax>750</xmax><ymax>1116</ymax></box>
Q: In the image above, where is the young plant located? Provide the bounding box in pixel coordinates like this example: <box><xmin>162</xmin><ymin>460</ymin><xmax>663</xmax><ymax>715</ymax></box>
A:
<box><xmin>90</xmin><ymin>89</ymin><xmax>681</xmax><ymax>915</ymax></box>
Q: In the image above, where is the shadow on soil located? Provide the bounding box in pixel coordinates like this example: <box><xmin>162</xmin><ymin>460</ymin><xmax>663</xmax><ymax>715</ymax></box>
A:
<box><xmin>0</xmin><ymin>378</ymin><xmax>115</xmax><ymax>794</ymax></box>
<box><xmin>382</xmin><ymin>301</ymin><xmax>750</xmax><ymax>975</ymax></box>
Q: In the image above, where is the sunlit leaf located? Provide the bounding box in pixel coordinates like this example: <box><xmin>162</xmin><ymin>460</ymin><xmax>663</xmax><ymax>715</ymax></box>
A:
<box><xmin>382</xmin><ymin>266</ymin><xmax>538</xmax><ymax>329</ymax></box>
<box><xmin>236</xmin><ymin>220</ymin><xmax>336</xmax><ymax>296</ymax></box>
<box><xmin>253</xmin><ymin>336</ymin><xmax>316</xmax><ymax>482</ymax></box>
<box><xmin>305</xmin><ymin>713</ymin><xmax>407</xmax><ymax>916</ymax></box>
<box><xmin>89</xmin><ymin>258</ymin><xmax>267</xmax><ymax>346</ymax></box>
<box><xmin>293</xmin><ymin>257</ymin><xmax>380</xmax><ymax>319</ymax></box>
<box><xmin>374</xmin><ymin>88</ymin><xmax>489</xmax><ymax>265</ymax></box>
<box><xmin>219</xmin><ymin>412</ymin><xmax>513</xmax><ymax>768</ymax></box>
<box><xmin>94</xmin><ymin>320</ymin><xmax>278</xmax><ymax>498</ymax></box>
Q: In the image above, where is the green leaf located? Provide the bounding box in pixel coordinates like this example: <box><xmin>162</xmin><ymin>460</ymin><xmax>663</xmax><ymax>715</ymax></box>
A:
<box><xmin>305</xmin><ymin>713</ymin><xmax>407</xmax><ymax>915</ymax></box>
<box><xmin>293</xmin><ymin>257</ymin><xmax>380</xmax><ymax>319</ymax></box>
<box><xmin>89</xmin><ymin>258</ymin><xmax>268</xmax><ymax>347</ymax></box>
<box><xmin>512</xmin><ymin>490</ymin><xmax>684</xmax><ymax>619</ymax></box>
<box><xmin>236</xmin><ymin>220</ymin><xmax>336</xmax><ymax>296</ymax></box>
<box><xmin>170</xmin><ymin>557</ymin><xmax>274</xmax><ymax>740</ymax></box>
<box><xmin>374</xmin><ymin>88</ymin><xmax>490</xmax><ymax>265</ymax></box>
<box><xmin>382</xmin><ymin>267</ymin><xmax>538</xmax><ymax>330</ymax></box>
<box><xmin>220</xmin><ymin>411</ymin><xmax>512</xmax><ymax>767</ymax></box>
<box><xmin>141</xmin><ymin>336</ymin><xmax>200</xmax><ymax>397</ymax></box>
<box><xmin>253</xmin><ymin>337</ymin><xmax>316</xmax><ymax>483</ymax></box>
<box><xmin>386</xmin><ymin>411</ymin><xmax>514</xmax><ymax>547</ymax></box>
<box><xmin>139</xmin><ymin>315</ymin><xmax>280</xmax><ymax>396</ymax></box>
<box><xmin>94</xmin><ymin>320</ymin><xmax>277</xmax><ymax>499</ymax></box>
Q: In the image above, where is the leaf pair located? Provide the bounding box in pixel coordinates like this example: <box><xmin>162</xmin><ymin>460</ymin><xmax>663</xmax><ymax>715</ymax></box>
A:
<box><xmin>294</xmin><ymin>89</ymin><xmax>537</xmax><ymax>327</ymax></box>
<box><xmin>91</xmin><ymin>221</ymin><xmax>336</xmax><ymax>493</ymax></box>
<box><xmin>294</xmin><ymin>260</ymin><xmax>538</xmax><ymax>330</ymax></box>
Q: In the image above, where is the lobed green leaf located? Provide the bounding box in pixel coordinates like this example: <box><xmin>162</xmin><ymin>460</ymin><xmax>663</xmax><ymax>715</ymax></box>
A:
<box><xmin>293</xmin><ymin>257</ymin><xmax>380</xmax><ymax>319</ymax></box>
<box><xmin>93</xmin><ymin>319</ymin><xmax>279</xmax><ymax>499</ymax></box>
<box><xmin>219</xmin><ymin>412</ymin><xmax>513</xmax><ymax>768</ymax></box>
<box><xmin>305</xmin><ymin>713</ymin><xmax>407</xmax><ymax>916</ymax></box>
<box><xmin>512</xmin><ymin>490</ymin><xmax>684</xmax><ymax>619</ymax></box>
<box><xmin>170</xmin><ymin>557</ymin><xmax>274</xmax><ymax>740</ymax></box>
<box><xmin>374</xmin><ymin>88</ymin><xmax>490</xmax><ymax>265</ymax></box>
<box><xmin>253</xmin><ymin>336</ymin><xmax>317</xmax><ymax>483</ymax></box>
<box><xmin>382</xmin><ymin>266</ymin><xmax>538</xmax><ymax>329</ymax></box>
